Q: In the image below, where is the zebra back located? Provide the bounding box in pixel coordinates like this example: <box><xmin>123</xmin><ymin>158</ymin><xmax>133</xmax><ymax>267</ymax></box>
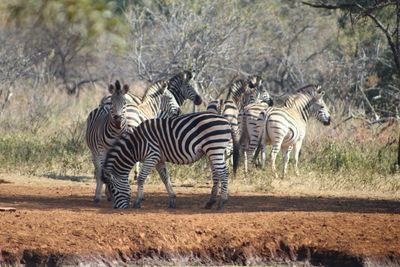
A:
<box><xmin>103</xmin><ymin>112</ymin><xmax>238</xmax><ymax>173</ymax></box>
<box><xmin>141</xmin><ymin>80</ymin><xmax>169</xmax><ymax>102</ymax></box>
<box><xmin>126</xmin><ymin>94</ymin><xmax>180</xmax><ymax>128</ymax></box>
<box><xmin>238</xmin><ymin>102</ymin><xmax>272</xmax><ymax>150</ymax></box>
<box><xmin>283</xmin><ymin>84</ymin><xmax>331</xmax><ymax>125</ymax></box>
<box><xmin>100</xmin><ymin>80</ymin><xmax>168</xmax><ymax>107</ymax></box>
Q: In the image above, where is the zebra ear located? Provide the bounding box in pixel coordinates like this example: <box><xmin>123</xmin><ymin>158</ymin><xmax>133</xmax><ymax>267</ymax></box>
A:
<box><xmin>316</xmin><ymin>85</ymin><xmax>322</xmax><ymax>93</ymax></box>
<box><xmin>108</xmin><ymin>84</ymin><xmax>115</xmax><ymax>94</ymax></box>
<box><xmin>158</xmin><ymin>80</ymin><xmax>168</xmax><ymax>93</ymax></box>
<box><xmin>184</xmin><ymin>70</ymin><xmax>193</xmax><ymax>81</ymax></box>
<box><xmin>122</xmin><ymin>84</ymin><xmax>129</xmax><ymax>94</ymax></box>
<box><xmin>316</xmin><ymin>90</ymin><xmax>325</xmax><ymax>99</ymax></box>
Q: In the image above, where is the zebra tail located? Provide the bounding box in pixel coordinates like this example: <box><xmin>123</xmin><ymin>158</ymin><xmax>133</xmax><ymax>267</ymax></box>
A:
<box><xmin>232</xmin><ymin>130</ymin><xmax>240</xmax><ymax>177</ymax></box>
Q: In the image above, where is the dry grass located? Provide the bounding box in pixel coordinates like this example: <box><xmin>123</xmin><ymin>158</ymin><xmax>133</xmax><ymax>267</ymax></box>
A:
<box><xmin>0</xmin><ymin>81</ymin><xmax>399</xmax><ymax>198</ymax></box>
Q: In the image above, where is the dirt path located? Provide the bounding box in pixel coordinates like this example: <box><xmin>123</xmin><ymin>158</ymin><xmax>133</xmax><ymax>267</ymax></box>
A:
<box><xmin>0</xmin><ymin>174</ymin><xmax>399</xmax><ymax>266</ymax></box>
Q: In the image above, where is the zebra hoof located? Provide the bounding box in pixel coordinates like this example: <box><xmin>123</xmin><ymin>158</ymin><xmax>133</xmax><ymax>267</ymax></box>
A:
<box><xmin>205</xmin><ymin>200</ymin><xmax>216</xmax><ymax>209</ymax></box>
<box><xmin>93</xmin><ymin>198</ymin><xmax>100</xmax><ymax>203</ymax></box>
<box><xmin>133</xmin><ymin>202</ymin><xmax>141</xmax><ymax>209</ymax></box>
<box><xmin>217</xmin><ymin>200</ymin><xmax>226</xmax><ymax>211</ymax></box>
<box><xmin>168</xmin><ymin>199</ymin><xmax>176</xmax><ymax>209</ymax></box>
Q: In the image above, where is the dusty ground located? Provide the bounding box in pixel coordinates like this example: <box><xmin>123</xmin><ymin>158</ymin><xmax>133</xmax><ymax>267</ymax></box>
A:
<box><xmin>0</xmin><ymin>173</ymin><xmax>400</xmax><ymax>266</ymax></box>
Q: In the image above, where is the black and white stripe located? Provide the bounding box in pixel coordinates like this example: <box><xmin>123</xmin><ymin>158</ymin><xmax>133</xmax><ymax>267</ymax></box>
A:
<box><xmin>207</xmin><ymin>76</ymin><xmax>273</xmax><ymax>165</ymax></box>
<box><xmin>252</xmin><ymin>85</ymin><xmax>331</xmax><ymax>178</ymax></box>
<box><xmin>101</xmin><ymin>112</ymin><xmax>239</xmax><ymax>210</ymax></box>
<box><xmin>239</xmin><ymin>102</ymin><xmax>273</xmax><ymax>173</ymax></box>
<box><xmin>167</xmin><ymin>70</ymin><xmax>202</xmax><ymax>106</ymax></box>
<box><xmin>85</xmin><ymin>80</ymin><xmax>130</xmax><ymax>202</ymax></box>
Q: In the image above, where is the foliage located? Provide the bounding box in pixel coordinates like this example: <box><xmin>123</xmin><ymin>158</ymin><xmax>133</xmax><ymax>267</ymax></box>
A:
<box><xmin>0</xmin><ymin>1</ymin><xmax>399</xmax><ymax>195</ymax></box>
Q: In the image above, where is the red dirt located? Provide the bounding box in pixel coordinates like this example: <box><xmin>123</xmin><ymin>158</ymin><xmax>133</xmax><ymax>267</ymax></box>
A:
<box><xmin>0</xmin><ymin>178</ymin><xmax>400</xmax><ymax>266</ymax></box>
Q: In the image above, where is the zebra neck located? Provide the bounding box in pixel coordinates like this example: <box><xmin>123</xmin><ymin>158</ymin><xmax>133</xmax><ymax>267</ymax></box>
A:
<box><xmin>140</xmin><ymin>102</ymin><xmax>158</xmax><ymax>118</ymax></box>
<box><xmin>107</xmin><ymin>118</ymin><xmax>125</xmax><ymax>135</ymax></box>
<box><xmin>228</xmin><ymin>82</ymin><xmax>245</xmax><ymax>106</ymax></box>
<box><xmin>295</xmin><ymin>100</ymin><xmax>312</xmax><ymax>123</ymax></box>
<box><xmin>168</xmin><ymin>89</ymin><xmax>185</xmax><ymax>106</ymax></box>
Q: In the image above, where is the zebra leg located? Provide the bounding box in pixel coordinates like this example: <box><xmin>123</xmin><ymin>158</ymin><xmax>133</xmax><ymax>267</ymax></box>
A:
<box><xmin>93</xmin><ymin>158</ymin><xmax>103</xmax><ymax>203</ymax></box>
<box><xmin>270</xmin><ymin>144</ymin><xmax>280</xmax><ymax>179</ymax></box>
<box><xmin>216</xmin><ymin>165</ymin><xmax>229</xmax><ymax>210</ymax></box>
<box><xmin>281</xmin><ymin>146</ymin><xmax>292</xmax><ymax>179</ymax></box>
<box><xmin>293</xmin><ymin>142</ymin><xmax>302</xmax><ymax>176</ymax></box>
<box><xmin>261</xmin><ymin>145</ymin><xmax>266</xmax><ymax>169</ymax></box>
<box><xmin>105</xmin><ymin>184</ymin><xmax>111</xmax><ymax>202</ymax></box>
<box><xmin>155</xmin><ymin>162</ymin><xmax>176</xmax><ymax>208</ymax></box>
<box><xmin>206</xmin><ymin>152</ymin><xmax>228</xmax><ymax>210</ymax></box>
<box><xmin>205</xmin><ymin>169</ymin><xmax>218</xmax><ymax>209</ymax></box>
<box><xmin>134</xmin><ymin>159</ymin><xmax>156</xmax><ymax>209</ymax></box>
<box><xmin>244</xmin><ymin>150</ymin><xmax>248</xmax><ymax>173</ymax></box>
<box><xmin>134</xmin><ymin>163</ymin><xmax>140</xmax><ymax>181</ymax></box>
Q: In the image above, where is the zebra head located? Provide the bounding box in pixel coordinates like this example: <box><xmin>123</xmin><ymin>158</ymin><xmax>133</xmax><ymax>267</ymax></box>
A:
<box><xmin>240</xmin><ymin>84</ymin><xmax>258</xmax><ymax>109</ymax></box>
<box><xmin>109</xmin><ymin>80</ymin><xmax>129</xmax><ymax>129</ymax></box>
<box><xmin>169</xmin><ymin>71</ymin><xmax>202</xmax><ymax>106</ymax></box>
<box><xmin>247</xmin><ymin>75</ymin><xmax>273</xmax><ymax>106</ymax></box>
<box><xmin>101</xmin><ymin>169</ymin><xmax>131</xmax><ymax>209</ymax></box>
<box><xmin>311</xmin><ymin>86</ymin><xmax>331</xmax><ymax>126</ymax></box>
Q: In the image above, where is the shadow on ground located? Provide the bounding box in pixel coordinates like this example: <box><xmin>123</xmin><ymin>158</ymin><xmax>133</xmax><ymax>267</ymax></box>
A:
<box><xmin>44</xmin><ymin>174</ymin><xmax>92</xmax><ymax>182</ymax></box>
<box><xmin>0</xmin><ymin>190</ymin><xmax>399</xmax><ymax>214</ymax></box>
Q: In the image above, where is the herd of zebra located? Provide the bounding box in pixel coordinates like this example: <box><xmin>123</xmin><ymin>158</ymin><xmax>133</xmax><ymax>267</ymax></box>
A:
<box><xmin>85</xmin><ymin>70</ymin><xmax>331</xmax><ymax>209</ymax></box>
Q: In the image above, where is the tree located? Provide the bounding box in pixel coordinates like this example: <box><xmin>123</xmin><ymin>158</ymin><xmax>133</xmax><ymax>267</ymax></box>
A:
<box><xmin>0</xmin><ymin>0</ymin><xmax>127</xmax><ymax>94</ymax></box>
<box><xmin>303</xmin><ymin>0</ymin><xmax>400</xmax><ymax>119</ymax></box>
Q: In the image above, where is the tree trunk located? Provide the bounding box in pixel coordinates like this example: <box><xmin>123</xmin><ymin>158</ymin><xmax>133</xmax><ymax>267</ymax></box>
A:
<box><xmin>396</xmin><ymin>0</ymin><xmax>400</xmax><ymax>75</ymax></box>
<box><xmin>397</xmin><ymin>131</ymin><xmax>400</xmax><ymax>168</ymax></box>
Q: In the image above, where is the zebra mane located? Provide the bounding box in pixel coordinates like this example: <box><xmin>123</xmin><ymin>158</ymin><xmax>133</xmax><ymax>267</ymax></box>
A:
<box><xmin>294</xmin><ymin>84</ymin><xmax>319</xmax><ymax>94</ymax></box>
<box><xmin>166</xmin><ymin>71</ymin><xmax>194</xmax><ymax>105</ymax></box>
<box><xmin>247</xmin><ymin>75</ymin><xmax>263</xmax><ymax>89</ymax></box>
<box><xmin>284</xmin><ymin>84</ymin><xmax>320</xmax><ymax>107</ymax></box>
<box><xmin>226</xmin><ymin>79</ymin><xmax>247</xmax><ymax>102</ymax></box>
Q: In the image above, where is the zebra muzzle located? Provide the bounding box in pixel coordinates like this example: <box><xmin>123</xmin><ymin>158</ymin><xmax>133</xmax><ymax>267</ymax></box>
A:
<box><xmin>324</xmin><ymin>117</ymin><xmax>331</xmax><ymax>126</ymax></box>
<box><xmin>194</xmin><ymin>95</ymin><xmax>203</xmax><ymax>105</ymax></box>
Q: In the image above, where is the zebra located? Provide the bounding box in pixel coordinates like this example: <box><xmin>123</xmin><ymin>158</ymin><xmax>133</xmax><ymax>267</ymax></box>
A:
<box><xmin>250</xmin><ymin>85</ymin><xmax>331</xmax><ymax>178</ymax></box>
<box><xmin>99</xmin><ymin>70</ymin><xmax>202</xmax><ymax>108</ymax></box>
<box><xmin>239</xmin><ymin>102</ymin><xmax>273</xmax><ymax>173</ymax></box>
<box><xmin>85</xmin><ymin>80</ymin><xmax>130</xmax><ymax>203</ymax></box>
<box><xmin>167</xmin><ymin>70</ymin><xmax>202</xmax><ymax>106</ymax></box>
<box><xmin>123</xmin><ymin>75</ymin><xmax>199</xmax><ymax>179</ymax></box>
<box><xmin>101</xmin><ymin>112</ymin><xmax>239</xmax><ymax>210</ymax></box>
<box><xmin>207</xmin><ymin>76</ymin><xmax>273</xmax><ymax>165</ymax></box>
<box><xmin>125</xmin><ymin>81</ymin><xmax>180</xmax><ymax>128</ymax></box>
<box><xmin>125</xmin><ymin>91</ymin><xmax>181</xmax><ymax>179</ymax></box>
<box><xmin>247</xmin><ymin>75</ymin><xmax>273</xmax><ymax>107</ymax></box>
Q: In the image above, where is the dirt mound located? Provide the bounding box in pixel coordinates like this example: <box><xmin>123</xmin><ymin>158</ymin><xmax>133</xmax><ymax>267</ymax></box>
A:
<box><xmin>0</xmin><ymin>180</ymin><xmax>400</xmax><ymax>266</ymax></box>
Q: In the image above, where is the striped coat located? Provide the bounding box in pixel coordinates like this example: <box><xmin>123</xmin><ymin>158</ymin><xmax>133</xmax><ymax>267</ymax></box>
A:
<box><xmin>85</xmin><ymin>80</ymin><xmax>130</xmax><ymax>202</ymax></box>
<box><xmin>253</xmin><ymin>85</ymin><xmax>331</xmax><ymax>178</ymax></box>
<box><xmin>101</xmin><ymin>112</ymin><xmax>239</xmax><ymax>210</ymax></box>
